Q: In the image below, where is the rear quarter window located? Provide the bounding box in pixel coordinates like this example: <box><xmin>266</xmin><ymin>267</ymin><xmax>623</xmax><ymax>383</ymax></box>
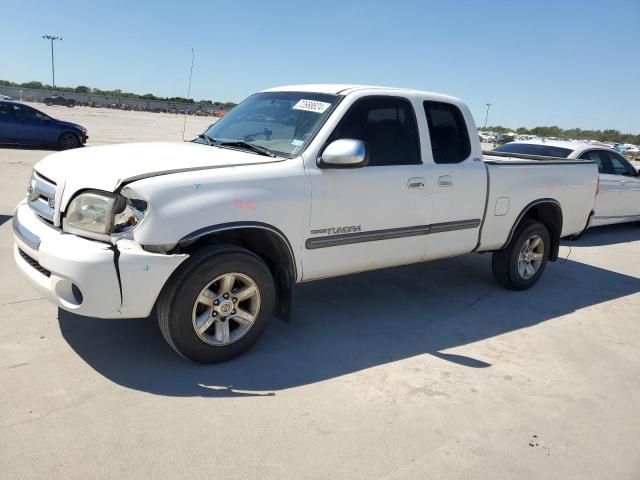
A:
<box><xmin>423</xmin><ymin>101</ymin><xmax>471</xmax><ymax>164</ymax></box>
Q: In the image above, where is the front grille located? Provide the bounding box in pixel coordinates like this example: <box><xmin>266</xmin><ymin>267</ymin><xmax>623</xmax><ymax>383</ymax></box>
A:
<box><xmin>27</xmin><ymin>171</ymin><xmax>57</xmax><ymax>223</ymax></box>
<box><xmin>18</xmin><ymin>249</ymin><xmax>51</xmax><ymax>278</ymax></box>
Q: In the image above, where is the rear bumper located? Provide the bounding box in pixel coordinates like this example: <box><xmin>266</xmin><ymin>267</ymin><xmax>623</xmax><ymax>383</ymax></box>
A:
<box><xmin>12</xmin><ymin>202</ymin><xmax>187</xmax><ymax>319</ymax></box>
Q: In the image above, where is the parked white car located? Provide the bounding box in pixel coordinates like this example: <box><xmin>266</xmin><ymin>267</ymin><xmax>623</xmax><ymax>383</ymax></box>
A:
<box><xmin>494</xmin><ymin>140</ymin><xmax>640</xmax><ymax>231</ymax></box>
<box><xmin>12</xmin><ymin>85</ymin><xmax>598</xmax><ymax>362</ymax></box>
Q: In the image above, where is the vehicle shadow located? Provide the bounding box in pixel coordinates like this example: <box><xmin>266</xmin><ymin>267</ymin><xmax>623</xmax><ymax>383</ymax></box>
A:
<box><xmin>58</xmin><ymin>251</ymin><xmax>640</xmax><ymax>398</ymax></box>
<box><xmin>0</xmin><ymin>215</ymin><xmax>12</xmax><ymax>227</ymax></box>
<box><xmin>0</xmin><ymin>144</ymin><xmax>59</xmax><ymax>152</ymax></box>
<box><xmin>563</xmin><ymin>223</ymin><xmax>640</xmax><ymax>247</ymax></box>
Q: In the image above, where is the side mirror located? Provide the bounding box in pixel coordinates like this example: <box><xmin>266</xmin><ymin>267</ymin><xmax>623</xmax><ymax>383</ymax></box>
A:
<box><xmin>319</xmin><ymin>139</ymin><xmax>368</xmax><ymax>168</ymax></box>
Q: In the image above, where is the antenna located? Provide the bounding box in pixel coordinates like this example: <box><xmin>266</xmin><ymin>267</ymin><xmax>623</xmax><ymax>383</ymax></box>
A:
<box><xmin>483</xmin><ymin>103</ymin><xmax>492</xmax><ymax>129</ymax></box>
<box><xmin>182</xmin><ymin>48</ymin><xmax>195</xmax><ymax>141</ymax></box>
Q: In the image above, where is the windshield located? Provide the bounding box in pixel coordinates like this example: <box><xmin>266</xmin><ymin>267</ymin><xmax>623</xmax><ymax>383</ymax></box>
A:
<box><xmin>199</xmin><ymin>92</ymin><xmax>341</xmax><ymax>158</ymax></box>
<box><xmin>494</xmin><ymin>143</ymin><xmax>573</xmax><ymax>158</ymax></box>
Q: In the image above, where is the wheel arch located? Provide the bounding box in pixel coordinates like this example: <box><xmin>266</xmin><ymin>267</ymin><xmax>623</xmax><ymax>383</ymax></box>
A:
<box><xmin>173</xmin><ymin>222</ymin><xmax>297</xmax><ymax>321</ymax></box>
<box><xmin>503</xmin><ymin>199</ymin><xmax>563</xmax><ymax>261</ymax></box>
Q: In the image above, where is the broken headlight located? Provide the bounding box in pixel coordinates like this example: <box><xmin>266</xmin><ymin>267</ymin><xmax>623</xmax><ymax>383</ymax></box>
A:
<box><xmin>63</xmin><ymin>191</ymin><xmax>148</xmax><ymax>241</ymax></box>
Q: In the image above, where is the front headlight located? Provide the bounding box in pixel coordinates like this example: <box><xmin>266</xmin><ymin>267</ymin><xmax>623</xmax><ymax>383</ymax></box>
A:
<box><xmin>63</xmin><ymin>191</ymin><xmax>147</xmax><ymax>241</ymax></box>
<box><xmin>64</xmin><ymin>192</ymin><xmax>117</xmax><ymax>238</ymax></box>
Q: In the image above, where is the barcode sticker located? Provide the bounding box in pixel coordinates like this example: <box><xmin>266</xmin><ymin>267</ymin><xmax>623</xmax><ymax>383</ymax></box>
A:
<box><xmin>292</xmin><ymin>99</ymin><xmax>331</xmax><ymax>113</ymax></box>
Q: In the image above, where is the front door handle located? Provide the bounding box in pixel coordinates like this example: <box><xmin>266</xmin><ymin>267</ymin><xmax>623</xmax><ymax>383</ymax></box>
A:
<box><xmin>407</xmin><ymin>177</ymin><xmax>425</xmax><ymax>189</ymax></box>
<box><xmin>438</xmin><ymin>175</ymin><xmax>453</xmax><ymax>187</ymax></box>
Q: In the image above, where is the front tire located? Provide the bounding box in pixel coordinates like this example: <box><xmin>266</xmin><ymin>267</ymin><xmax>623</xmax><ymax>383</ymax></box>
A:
<box><xmin>157</xmin><ymin>245</ymin><xmax>276</xmax><ymax>363</ymax></box>
<box><xmin>492</xmin><ymin>220</ymin><xmax>550</xmax><ymax>290</ymax></box>
<box><xmin>58</xmin><ymin>132</ymin><xmax>80</xmax><ymax>149</ymax></box>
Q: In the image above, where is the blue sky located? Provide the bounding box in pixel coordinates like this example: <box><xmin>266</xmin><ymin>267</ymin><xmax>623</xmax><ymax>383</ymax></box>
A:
<box><xmin>1</xmin><ymin>0</ymin><xmax>638</xmax><ymax>132</ymax></box>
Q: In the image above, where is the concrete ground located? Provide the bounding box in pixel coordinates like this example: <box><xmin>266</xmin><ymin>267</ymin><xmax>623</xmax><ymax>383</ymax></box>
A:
<box><xmin>1</xmin><ymin>106</ymin><xmax>639</xmax><ymax>479</ymax></box>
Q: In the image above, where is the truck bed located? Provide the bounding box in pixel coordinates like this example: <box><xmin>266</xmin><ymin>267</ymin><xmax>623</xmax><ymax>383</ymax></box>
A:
<box><xmin>476</xmin><ymin>151</ymin><xmax>598</xmax><ymax>252</ymax></box>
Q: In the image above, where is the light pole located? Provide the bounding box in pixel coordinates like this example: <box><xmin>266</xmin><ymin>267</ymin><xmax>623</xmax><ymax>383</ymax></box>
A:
<box><xmin>42</xmin><ymin>35</ymin><xmax>62</xmax><ymax>89</ymax></box>
<box><xmin>483</xmin><ymin>103</ymin><xmax>492</xmax><ymax>129</ymax></box>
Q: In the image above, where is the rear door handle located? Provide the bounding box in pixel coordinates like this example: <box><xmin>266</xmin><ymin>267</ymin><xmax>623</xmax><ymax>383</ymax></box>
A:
<box><xmin>407</xmin><ymin>177</ymin><xmax>425</xmax><ymax>189</ymax></box>
<box><xmin>438</xmin><ymin>175</ymin><xmax>453</xmax><ymax>187</ymax></box>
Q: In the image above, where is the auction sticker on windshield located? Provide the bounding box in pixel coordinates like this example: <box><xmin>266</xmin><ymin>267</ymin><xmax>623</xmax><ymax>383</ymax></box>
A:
<box><xmin>292</xmin><ymin>99</ymin><xmax>331</xmax><ymax>114</ymax></box>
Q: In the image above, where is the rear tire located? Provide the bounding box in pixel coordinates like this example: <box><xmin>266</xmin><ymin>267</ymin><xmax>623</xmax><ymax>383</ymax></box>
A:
<box><xmin>157</xmin><ymin>245</ymin><xmax>276</xmax><ymax>363</ymax></box>
<box><xmin>492</xmin><ymin>220</ymin><xmax>550</xmax><ymax>290</ymax></box>
<box><xmin>58</xmin><ymin>132</ymin><xmax>80</xmax><ymax>149</ymax></box>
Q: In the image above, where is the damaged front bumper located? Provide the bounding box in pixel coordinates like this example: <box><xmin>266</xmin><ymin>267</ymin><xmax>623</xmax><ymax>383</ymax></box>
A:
<box><xmin>12</xmin><ymin>201</ymin><xmax>187</xmax><ymax>319</ymax></box>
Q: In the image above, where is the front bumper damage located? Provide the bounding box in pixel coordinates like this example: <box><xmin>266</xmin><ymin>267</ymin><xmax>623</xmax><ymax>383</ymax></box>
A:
<box><xmin>12</xmin><ymin>201</ymin><xmax>187</xmax><ymax>319</ymax></box>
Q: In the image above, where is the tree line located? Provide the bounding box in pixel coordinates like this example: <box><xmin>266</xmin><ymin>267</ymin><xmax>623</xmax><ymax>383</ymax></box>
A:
<box><xmin>479</xmin><ymin>124</ymin><xmax>639</xmax><ymax>146</ymax></box>
<box><xmin>0</xmin><ymin>79</ymin><xmax>237</xmax><ymax>109</ymax></box>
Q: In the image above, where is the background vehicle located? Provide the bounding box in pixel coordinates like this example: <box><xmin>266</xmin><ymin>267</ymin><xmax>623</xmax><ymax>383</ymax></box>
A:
<box><xmin>494</xmin><ymin>140</ymin><xmax>640</xmax><ymax>230</ymax></box>
<box><xmin>12</xmin><ymin>85</ymin><xmax>598</xmax><ymax>363</ymax></box>
<box><xmin>479</xmin><ymin>131</ymin><xmax>495</xmax><ymax>143</ymax></box>
<box><xmin>0</xmin><ymin>100</ymin><xmax>87</xmax><ymax>149</ymax></box>
<box><xmin>43</xmin><ymin>95</ymin><xmax>76</xmax><ymax>107</ymax></box>
<box><xmin>0</xmin><ymin>94</ymin><xmax>13</xmax><ymax>101</ymax></box>
<box><xmin>495</xmin><ymin>132</ymin><xmax>516</xmax><ymax>145</ymax></box>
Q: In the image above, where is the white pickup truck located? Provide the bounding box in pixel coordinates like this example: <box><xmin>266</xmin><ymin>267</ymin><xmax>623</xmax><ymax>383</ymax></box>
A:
<box><xmin>12</xmin><ymin>85</ymin><xmax>599</xmax><ymax>362</ymax></box>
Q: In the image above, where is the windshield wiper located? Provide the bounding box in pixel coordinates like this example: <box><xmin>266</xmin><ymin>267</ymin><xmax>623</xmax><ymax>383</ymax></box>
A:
<box><xmin>198</xmin><ymin>133</ymin><xmax>214</xmax><ymax>146</ymax></box>
<box><xmin>214</xmin><ymin>140</ymin><xmax>276</xmax><ymax>158</ymax></box>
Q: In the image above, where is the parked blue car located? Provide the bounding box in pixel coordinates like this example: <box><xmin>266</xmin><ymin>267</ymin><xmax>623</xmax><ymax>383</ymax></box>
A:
<box><xmin>0</xmin><ymin>100</ymin><xmax>88</xmax><ymax>149</ymax></box>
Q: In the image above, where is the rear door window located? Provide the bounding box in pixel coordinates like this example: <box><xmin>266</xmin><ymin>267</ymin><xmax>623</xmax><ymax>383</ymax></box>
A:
<box><xmin>607</xmin><ymin>152</ymin><xmax>635</xmax><ymax>176</ymax></box>
<box><xmin>579</xmin><ymin>150</ymin><xmax>608</xmax><ymax>174</ymax></box>
<box><xmin>423</xmin><ymin>101</ymin><xmax>471</xmax><ymax>164</ymax></box>
<box><xmin>13</xmin><ymin>104</ymin><xmax>48</xmax><ymax>122</ymax></box>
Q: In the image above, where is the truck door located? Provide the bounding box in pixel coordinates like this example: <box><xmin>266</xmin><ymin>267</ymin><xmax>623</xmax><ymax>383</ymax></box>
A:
<box><xmin>608</xmin><ymin>152</ymin><xmax>640</xmax><ymax>218</ymax></box>
<box><xmin>578</xmin><ymin>150</ymin><xmax>621</xmax><ymax>223</ymax></box>
<box><xmin>421</xmin><ymin>101</ymin><xmax>487</xmax><ymax>259</ymax></box>
<box><xmin>302</xmin><ymin>95</ymin><xmax>429</xmax><ymax>280</ymax></box>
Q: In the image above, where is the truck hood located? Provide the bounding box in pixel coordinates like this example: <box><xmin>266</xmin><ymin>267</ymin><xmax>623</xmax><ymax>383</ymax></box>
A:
<box><xmin>35</xmin><ymin>141</ymin><xmax>283</xmax><ymax>206</ymax></box>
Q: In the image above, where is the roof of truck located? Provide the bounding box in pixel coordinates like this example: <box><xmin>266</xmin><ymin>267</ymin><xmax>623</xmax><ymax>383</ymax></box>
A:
<box><xmin>261</xmin><ymin>84</ymin><xmax>460</xmax><ymax>102</ymax></box>
<box><xmin>262</xmin><ymin>84</ymin><xmax>366</xmax><ymax>94</ymax></box>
